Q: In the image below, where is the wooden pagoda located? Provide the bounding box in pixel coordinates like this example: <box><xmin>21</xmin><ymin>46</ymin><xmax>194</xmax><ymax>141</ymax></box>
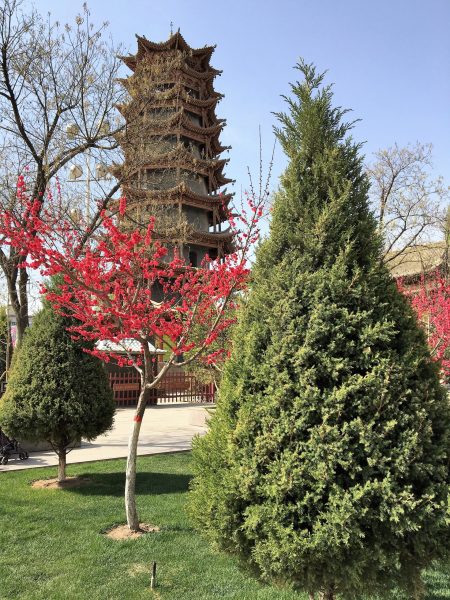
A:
<box><xmin>115</xmin><ymin>31</ymin><xmax>235</xmax><ymax>265</ymax></box>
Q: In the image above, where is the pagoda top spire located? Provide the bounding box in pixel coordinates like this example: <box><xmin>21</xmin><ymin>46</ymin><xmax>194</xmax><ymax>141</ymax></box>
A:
<box><xmin>119</xmin><ymin>31</ymin><xmax>216</xmax><ymax>71</ymax></box>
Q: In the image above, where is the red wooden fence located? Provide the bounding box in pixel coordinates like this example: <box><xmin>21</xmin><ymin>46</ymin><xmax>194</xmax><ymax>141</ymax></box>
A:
<box><xmin>108</xmin><ymin>369</ymin><xmax>215</xmax><ymax>406</ymax></box>
<box><xmin>109</xmin><ymin>368</ymin><xmax>141</xmax><ymax>406</ymax></box>
<box><xmin>156</xmin><ymin>372</ymin><xmax>215</xmax><ymax>404</ymax></box>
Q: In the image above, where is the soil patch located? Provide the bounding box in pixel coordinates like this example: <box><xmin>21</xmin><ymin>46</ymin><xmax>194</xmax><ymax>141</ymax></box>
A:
<box><xmin>31</xmin><ymin>476</ymin><xmax>92</xmax><ymax>489</ymax></box>
<box><xmin>127</xmin><ymin>563</ymin><xmax>148</xmax><ymax>577</ymax></box>
<box><xmin>104</xmin><ymin>523</ymin><xmax>161</xmax><ymax>540</ymax></box>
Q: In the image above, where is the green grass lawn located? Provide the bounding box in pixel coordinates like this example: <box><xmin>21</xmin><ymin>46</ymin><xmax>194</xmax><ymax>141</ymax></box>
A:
<box><xmin>0</xmin><ymin>452</ymin><xmax>450</xmax><ymax>600</ymax></box>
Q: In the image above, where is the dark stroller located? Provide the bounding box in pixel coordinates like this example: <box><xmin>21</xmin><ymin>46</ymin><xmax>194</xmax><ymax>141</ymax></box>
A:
<box><xmin>0</xmin><ymin>428</ymin><xmax>28</xmax><ymax>465</ymax></box>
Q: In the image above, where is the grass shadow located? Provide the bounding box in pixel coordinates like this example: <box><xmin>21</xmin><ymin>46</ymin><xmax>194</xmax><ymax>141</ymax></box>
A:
<box><xmin>68</xmin><ymin>471</ymin><xmax>192</xmax><ymax>497</ymax></box>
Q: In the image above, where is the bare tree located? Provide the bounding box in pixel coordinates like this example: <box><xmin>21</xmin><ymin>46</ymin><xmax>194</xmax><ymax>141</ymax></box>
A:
<box><xmin>367</xmin><ymin>142</ymin><xmax>449</xmax><ymax>264</ymax></box>
<box><xmin>0</xmin><ymin>0</ymin><xmax>125</xmax><ymax>345</ymax></box>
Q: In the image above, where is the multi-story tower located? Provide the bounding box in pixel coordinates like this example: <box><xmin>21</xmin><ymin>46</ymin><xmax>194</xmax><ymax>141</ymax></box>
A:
<box><xmin>115</xmin><ymin>31</ymin><xmax>234</xmax><ymax>266</ymax></box>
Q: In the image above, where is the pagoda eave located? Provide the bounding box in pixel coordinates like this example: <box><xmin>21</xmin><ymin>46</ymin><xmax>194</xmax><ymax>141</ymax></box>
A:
<box><xmin>180</xmin><ymin>93</ymin><xmax>223</xmax><ymax>108</ymax></box>
<box><xmin>116</xmin><ymin>130</ymin><xmax>230</xmax><ymax>159</ymax></box>
<box><xmin>122</xmin><ymin>78</ymin><xmax>218</xmax><ymax>103</ymax></box>
<box><xmin>170</xmin><ymin>112</ymin><xmax>226</xmax><ymax>136</ymax></box>
<box><xmin>119</xmin><ymin>55</ymin><xmax>137</xmax><ymax>71</ymax></box>
<box><xmin>193</xmin><ymin>227</ymin><xmax>233</xmax><ymax>241</ymax></box>
<box><xmin>182</xmin><ymin>110</ymin><xmax>226</xmax><ymax>130</ymax></box>
<box><xmin>189</xmin><ymin>229</ymin><xmax>235</xmax><ymax>254</ymax></box>
<box><xmin>122</xmin><ymin>182</ymin><xmax>233</xmax><ymax>207</ymax></box>
<box><xmin>147</xmin><ymin>126</ymin><xmax>224</xmax><ymax>153</ymax></box>
<box><xmin>118</xmin><ymin>92</ymin><xmax>222</xmax><ymax>119</ymax></box>
<box><xmin>125</xmin><ymin>149</ymin><xmax>229</xmax><ymax>173</ymax></box>
<box><xmin>138</xmin><ymin>98</ymin><xmax>222</xmax><ymax>126</ymax></box>
<box><xmin>155</xmin><ymin>83</ymin><xmax>223</xmax><ymax>105</ymax></box>
<box><xmin>180</xmin><ymin>63</ymin><xmax>222</xmax><ymax>81</ymax></box>
<box><xmin>215</xmin><ymin>175</ymin><xmax>235</xmax><ymax>187</ymax></box>
<box><xmin>121</xmin><ymin>106</ymin><xmax>225</xmax><ymax>131</ymax></box>
<box><xmin>211</xmin><ymin>141</ymin><xmax>231</xmax><ymax>155</ymax></box>
<box><xmin>153</xmin><ymin>230</ymin><xmax>234</xmax><ymax>254</ymax></box>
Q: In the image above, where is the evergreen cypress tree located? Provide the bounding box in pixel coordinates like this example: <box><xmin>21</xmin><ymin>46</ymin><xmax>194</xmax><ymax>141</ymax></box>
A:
<box><xmin>189</xmin><ymin>62</ymin><xmax>450</xmax><ymax>599</ymax></box>
<box><xmin>0</xmin><ymin>303</ymin><xmax>115</xmax><ymax>481</ymax></box>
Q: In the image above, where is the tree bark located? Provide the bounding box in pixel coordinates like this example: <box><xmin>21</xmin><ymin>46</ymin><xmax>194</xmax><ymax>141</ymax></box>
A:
<box><xmin>319</xmin><ymin>588</ymin><xmax>335</xmax><ymax>600</ymax></box>
<box><xmin>2</xmin><ymin>251</ymin><xmax>30</xmax><ymax>351</ymax></box>
<box><xmin>57</xmin><ymin>447</ymin><xmax>66</xmax><ymax>482</ymax></box>
<box><xmin>125</xmin><ymin>383</ymin><xmax>150</xmax><ymax>531</ymax></box>
<box><xmin>2</xmin><ymin>173</ymin><xmax>46</xmax><ymax>348</ymax></box>
<box><xmin>17</xmin><ymin>264</ymin><xmax>30</xmax><ymax>343</ymax></box>
<box><xmin>5</xmin><ymin>316</ymin><xmax>12</xmax><ymax>371</ymax></box>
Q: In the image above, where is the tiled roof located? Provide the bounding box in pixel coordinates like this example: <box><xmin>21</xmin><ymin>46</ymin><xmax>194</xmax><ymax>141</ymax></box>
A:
<box><xmin>96</xmin><ymin>339</ymin><xmax>165</xmax><ymax>354</ymax></box>
<box><xmin>386</xmin><ymin>241</ymin><xmax>448</xmax><ymax>279</ymax></box>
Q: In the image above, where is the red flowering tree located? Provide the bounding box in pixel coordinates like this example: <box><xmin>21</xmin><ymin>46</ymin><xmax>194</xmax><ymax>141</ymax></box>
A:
<box><xmin>398</xmin><ymin>273</ymin><xmax>450</xmax><ymax>377</ymax></box>
<box><xmin>0</xmin><ymin>178</ymin><xmax>264</xmax><ymax>531</ymax></box>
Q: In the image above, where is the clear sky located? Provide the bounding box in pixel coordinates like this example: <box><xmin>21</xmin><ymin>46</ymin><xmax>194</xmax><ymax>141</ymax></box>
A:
<box><xmin>34</xmin><ymin>0</ymin><xmax>450</xmax><ymax>197</ymax></box>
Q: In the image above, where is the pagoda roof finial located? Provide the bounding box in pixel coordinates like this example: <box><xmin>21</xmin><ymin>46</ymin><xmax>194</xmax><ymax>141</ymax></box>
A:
<box><xmin>127</xmin><ymin>33</ymin><xmax>216</xmax><ymax>63</ymax></box>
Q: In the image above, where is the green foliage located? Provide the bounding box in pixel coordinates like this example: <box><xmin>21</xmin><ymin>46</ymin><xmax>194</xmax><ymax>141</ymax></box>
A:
<box><xmin>0</xmin><ymin>303</ymin><xmax>115</xmax><ymax>452</ymax></box>
<box><xmin>189</xmin><ymin>61</ymin><xmax>450</xmax><ymax>599</ymax></box>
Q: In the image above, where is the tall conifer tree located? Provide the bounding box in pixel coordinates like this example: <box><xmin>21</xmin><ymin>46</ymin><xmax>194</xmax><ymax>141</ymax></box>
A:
<box><xmin>189</xmin><ymin>62</ymin><xmax>450</xmax><ymax>599</ymax></box>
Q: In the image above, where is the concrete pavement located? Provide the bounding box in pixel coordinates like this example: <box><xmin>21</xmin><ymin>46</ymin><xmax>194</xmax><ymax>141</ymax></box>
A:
<box><xmin>0</xmin><ymin>404</ymin><xmax>211</xmax><ymax>472</ymax></box>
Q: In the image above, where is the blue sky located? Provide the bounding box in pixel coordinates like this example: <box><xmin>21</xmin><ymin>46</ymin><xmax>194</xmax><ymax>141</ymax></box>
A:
<box><xmin>36</xmin><ymin>0</ymin><xmax>450</xmax><ymax>197</ymax></box>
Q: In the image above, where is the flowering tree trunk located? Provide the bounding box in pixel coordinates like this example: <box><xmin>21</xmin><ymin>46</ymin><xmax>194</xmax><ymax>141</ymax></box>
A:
<box><xmin>125</xmin><ymin>384</ymin><xmax>148</xmax><ymax>530</ymax></box>
<box><xmin>124</xmin><ymin>349</ymin><xmax>174</xmax><ymax>530</ymax></box>
<box><xmin>125</xmin><ymin>357</ymin><xmax>204</xmax><ymax>528</ymax></box>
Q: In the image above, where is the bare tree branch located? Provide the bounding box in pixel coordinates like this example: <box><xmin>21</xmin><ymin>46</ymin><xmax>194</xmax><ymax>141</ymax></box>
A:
<box><xmin>367</xmin><ymin>142</ymin><xmax>449</xmax><ymax>261</ymax></box>
<box><xmin>0</xmin><ymin>0</ymin><xmax>126</xmax><ymax>343</ymax></box>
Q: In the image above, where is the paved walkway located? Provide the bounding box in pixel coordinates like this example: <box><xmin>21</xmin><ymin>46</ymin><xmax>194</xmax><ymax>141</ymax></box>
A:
<box><xmin>0</xmin><ymin>404</ymin><xmax>211</xmax><ymax>472</ymax></box>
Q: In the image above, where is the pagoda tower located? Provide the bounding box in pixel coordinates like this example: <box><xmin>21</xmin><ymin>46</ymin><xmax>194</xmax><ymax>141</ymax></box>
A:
<box><xmin>115</xmin><ymin>31</ymin><xmax>234</xmax><ymax>266</ymax></box>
